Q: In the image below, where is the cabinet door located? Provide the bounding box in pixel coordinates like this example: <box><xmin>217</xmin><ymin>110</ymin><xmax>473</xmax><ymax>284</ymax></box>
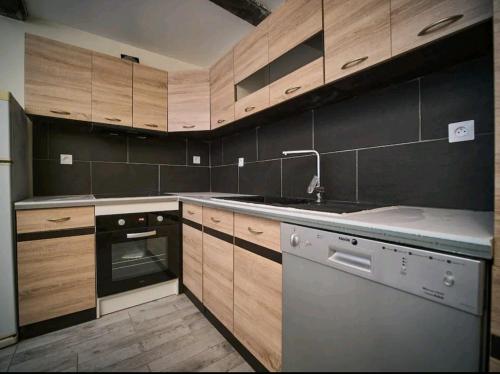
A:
<box><xmin>203</xmin><ymin>233</ymin><xmax>234</xmax><ymax>331</ymax></box>
<box><xmin>133</xmin><ymin>64</ymin><xmax>167</xmax><ymax>132</ymax></box>
<box><xmin>234</xmin><ymin>246</ymin><xmax>282</xmax><ymax>371</ymax></box>
<box><xmin>25</xmin><ymin>34</ymin><xmax>92</xmax><ymax>121</ymax></box>
<box><xmin>210</xmin><ymin>50</ymin><xmax>235</xmax><ymax>129</ymax></box>
<box><xmin>234</xmin><ymin>19</ymin><xmax>269</xmax><ymax>84</ymax></box>
<box><xmin>268</xmin><ymin>0</ymin><xmax>323</xmax><ymax>63</ymax></box>
<box><xmin>168</xmin><ymin>70</ymin><xmax>210</xmax><ymax>132</ymax></box>
<box><xmin>391</xmin><ymin>0</ymin><xmax>492</xmax><ymax>56</ymax></box>
<box><xmin>92</xmin><ymin>52</ymin><xmax>132</xmax><ymax>126</ymax></box>
<box><xmin>234</xmin><ymin>86</ymin><xmax>269</xmax><ymax>120</ymax></box>
<box><xmin>324</xmin><ymin>0</ymin><xmax>391</xmax><ymax>84</ymax></box>
<box><xmin>17</xmin><ymin>234</ymin><xmax>96</xmax><ymax>326</ymax></box>
<box><xmin>182</xmin><ymin>224</ymin><xmax>203</xmax><ymax>301</ymax></box>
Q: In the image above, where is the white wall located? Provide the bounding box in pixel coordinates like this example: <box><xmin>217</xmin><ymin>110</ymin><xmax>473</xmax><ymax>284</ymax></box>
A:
<box><xmin>0</xmin><ymin>16</ymin><xmax>201</xmax><ymax>107</ymax></box>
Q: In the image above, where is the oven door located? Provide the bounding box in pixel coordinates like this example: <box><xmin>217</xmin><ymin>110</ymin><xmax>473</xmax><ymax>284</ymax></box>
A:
<box><xmin>96</xmin><ymin>223</ymin><xmax>180</xmax><ymax>297</ymax></box>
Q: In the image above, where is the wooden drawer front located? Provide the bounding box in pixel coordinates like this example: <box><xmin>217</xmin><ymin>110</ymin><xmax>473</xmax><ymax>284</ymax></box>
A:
<box><xmin>18</xmin><ymin>234</ymin><xmax>96</xmax><ymax>326</ymax></box>
<box><xmin>324</xmin><ymin>0</ymin><xmax>391</xmax><ymax>84</ymax></box>
<box><xmin>268</xmin><ymin>0</ymin><xmax>323</xmax><ymax>63</ymax></box>
<box><xmin>25</xmin><ymin>34</ymin><xmax>92</xmax><ymax>121</ymax></box>
<box><xmin>133</xmin><ymin>64</ymin><xmax>168</xmax><ymax>132</ymax></box>
<box><xmin>391</xmin><ymin>0</ymin><xmax>492</xmax><ymax>56</ymax></box>
<box><xmin>168</xmin><ymin>70</ymin><xmax>210</xmax><ymax>132</ymax></box>
<box><xmin>92</xmin><ymin>52</ymin><xmax>133</xmax><ymax>126</ymax></box>
<box><xmin>234</xmin><ymin>246</ymin><xmax>282</xmax><ymax>371</ymax></box>
<box><xmin>234</xmin><ymin>20</ymin><xmax>269</xmax><ymax>84</ymax></box>
<box><xmin>203</xmin><ymin>233</ymin><xmax>234</xmax><ymax>331</ymax></box>
<box><xmin>182</xmin><ymin>224</ymin><xmax>203</xmax><ymax>301</ymax></box>
<box><xmin>269</xmin><ymin>57</ymin><xmax>324</xmax><ymax>106</ymax></box>
<box><xmin>210</xmin><ymin>50</ymin><xmax>235</xmax><ymax>129</ymax></box>
<box><xmin>235</xmin><ymin>86</ymin><xmax>270</xmax><ymax>120</ymax></box>
<box><xmin>182</xmin><ymin>203</ymin><xmax>203</xmax><ymax>225</ymax></box>
<box><xmin>203</xmin><ymin>207</ymin><xmax>234</xmax><ymax>236</ymax></box>
<box><xmin>234</xmin><ymin>213</ymin><xmax>281</xmax><ymax>252</ymax></box>
<box><xmin>16</xmin><ymin>206</ymin><xmax>95</xmax><ymax>234</ymax></box>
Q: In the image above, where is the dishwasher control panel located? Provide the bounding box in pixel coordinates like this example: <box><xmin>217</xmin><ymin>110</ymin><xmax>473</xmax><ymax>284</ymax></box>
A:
<box><xmin>281</xmin><ymin>223</ymin><xmax>485</xmax><ymax>315</ymax></box>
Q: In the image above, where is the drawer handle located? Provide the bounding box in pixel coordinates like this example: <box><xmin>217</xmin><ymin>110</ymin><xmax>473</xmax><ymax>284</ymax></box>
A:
<box><xmin>105</xmin><ymin>117</ymin><xmax>122</xmax><ymax>122</ymax></box>
<box><xmin>341</xmin><ymin>56</ymin><xmax>369</xmax><ymax>70</ymax></box>
<box><xmin>187</xmin><ymin>210</ymin><xmax>195</xmax><ymax>215</ymax></box>
<box><xmin>210</xmin><ymin>217</ymin><xmax>221</xmax><ymax>223</ymax></box>
<box><xmin>217</xmin><ymin>119</ymin><xmax>225</xmax><ymax>124</ymax></box>
<box><xmin>145</xmin><ymin>123</ymin><xmax>158</xmax><ymax>128</ymax></box>
<box><xmin>248</xmin><ymin>227</ymin><xmax>263</xmax><ymax>235</ymax></box>
<box><xmin>285</xmin><ymin>86</ymin><xmax>301</xmax><ymax>95</ymax></box>
<box><xmin>50</xmin><ymin>110</ymin><xmax>71</xmax><ymax>115</ymax></box>
<box><xmin>417</xmin><ymin>15</ymin><xmax>463</xmax><ymax>36</ymax></box>
<box><xmin>47</xmin><ymin>217</ymin><xmax>71</xmax><ymax>223</ymax></box>
<box><xmin>183</xmin><ymin>124</ymin><xmax>196</xmax><ymax>129</ymax></box>
<box><xmin>245</xmin><ymin>106</ymin><xmax>255</xmax><ymax>113</ymax></box>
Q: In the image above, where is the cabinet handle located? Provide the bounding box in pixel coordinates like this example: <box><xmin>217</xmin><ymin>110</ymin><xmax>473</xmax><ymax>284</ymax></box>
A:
<box><xmin>248</xmin><ymin>226</ymin><xmax>263</xmax><ymax>235</ymax></box>
<box><xmin>47</xmin><ymin>217</ymin><xmax>71</xmax><ymax>223</ymax></box>
<box><xmin>187</xmin><ymin>210</ymin><xmax>195</xmax><ymax>215</ymax></box>
<box><xmin>245</xmin><ymin>106</ymin><xmax>255</xmax><ymax>113</ymax></box>
<box><xmin>50</xmin><ymin>110</ymin><xmax>71</xmax><ymax>115</ymax></box>
<box><xmin>217</xmin><ymin>119</ymin><xmax>225</xmax><ymax>124</ymax></box>
<box><xmin>341</xmin><ymin>56</ymin><xmax>369</xmax><ymax>70</ymax></box>
<box><xmin>285</xmin><ymin>86</ymin><xmax>301</xmax><ymax>95</ymax></box>
<box><xmin>417</xmin><ymin>15</ymin><xmax>463</xmax><ymax>36</ymax></box>
<box><xmin>145</xmin><ymin>123</ymin><xmax>158</xmax><ymax>128</ymax></box>
<box><xmin>210</xmin><ymin>217</ymin><xmax>221</xmax><ymax>223</ymax></box>
<box><xmin>105</xmin><ymin>117</ymin><xmax>122</xmax><ymax>122</ymax></box>
<box><xmin>183</xmin><ymin>124</ymin><xmax>196</xmax><ymax>129</ymax></box>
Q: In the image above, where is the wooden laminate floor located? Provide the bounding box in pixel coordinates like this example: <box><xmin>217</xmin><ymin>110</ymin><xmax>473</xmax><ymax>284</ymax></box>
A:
<box><xmin>0</xmin><ymin>294</ymin><xmax>253</xmax><ymax>372</ymax></box>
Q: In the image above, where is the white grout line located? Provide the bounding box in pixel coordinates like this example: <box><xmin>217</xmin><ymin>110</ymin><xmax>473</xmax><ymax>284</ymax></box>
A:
<box><xmin>355</xmin><ymin>150</ymin><xmax>359</xmax><ymax>202</ymax></box>
<box><xmin>158</xmin><ymin>165</ymin><xmax>161</xmax><ymax>194</ymax></box>
<box><xmin>311</xmin><ymin>109</ymin><xmax>315</xmax><ymax>149</ymax></box>
<box><xmin>256</xmin><ymin>127</ymin><xmax>259</xmax><ymax>160</ymax></box>
<box><xmin>280</xmin><ymin>158</ymin><xmax>283</xmax><ymax>197</ymax></box>
<box><xmin>418</xmin><ymin>78</ymin><xmax>422</xmax><ymax>141</ymax></box>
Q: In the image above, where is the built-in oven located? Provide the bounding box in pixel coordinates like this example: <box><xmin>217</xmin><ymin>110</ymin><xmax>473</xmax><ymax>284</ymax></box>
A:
<box><xmin>96</xmin><ymin>210</ymin><xmax>180</xmax><ymax>297</ymax></box>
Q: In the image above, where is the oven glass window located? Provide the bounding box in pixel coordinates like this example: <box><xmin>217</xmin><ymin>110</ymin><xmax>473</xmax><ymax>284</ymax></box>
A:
<box><xmin>111</xmin><ymin>237</ymin><xmax>168</xmax><ymax>282</ymax></box>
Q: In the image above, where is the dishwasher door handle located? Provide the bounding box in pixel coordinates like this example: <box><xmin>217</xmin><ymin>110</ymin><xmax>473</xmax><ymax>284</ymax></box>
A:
<box><xmin>328</xmin><ymin>249</ymin><xmax>372</xmax><ymax>272</ymax></box>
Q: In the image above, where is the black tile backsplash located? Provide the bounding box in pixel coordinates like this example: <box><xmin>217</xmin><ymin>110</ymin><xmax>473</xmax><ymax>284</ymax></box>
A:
<box><xmin>210</xmin><ymin>56</ymin><xmax>494</xmax><ymax>211</ymax></box>
<box><xmin>187</xmin><ymin>139</ymin><xmax>210</xmax><ymax>166</ymax></box>
<box><xmin>160</xmin><ymin>166</ymin><xmax>210</xmax><ymax>193</ymax></box>
<box><xmin>92</xmin><ymin>162</ymin><xmax>158</xmax><ymax>195</ymax></box>
<box><xmin>33</xmin><ymin>160</ymin><xmax>91</xmax><ymax>196</ymax></box>
<box><xmin>128</xmin><ymin>134</ymin><xmax>186</xmax><ymax>165</ymax></box>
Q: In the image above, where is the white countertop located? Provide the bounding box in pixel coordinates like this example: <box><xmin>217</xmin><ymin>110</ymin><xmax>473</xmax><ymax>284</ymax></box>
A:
<box><xmin>14</xmin><ymin>193</ymin><xmax>494</xmax><ymax>260</ymax></box>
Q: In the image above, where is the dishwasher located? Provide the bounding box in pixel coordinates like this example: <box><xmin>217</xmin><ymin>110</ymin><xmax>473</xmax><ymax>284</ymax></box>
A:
<box><xmin>281</xmin><ymin>223</ymin><xmax>488</xmax><ymax>372</ymax></box>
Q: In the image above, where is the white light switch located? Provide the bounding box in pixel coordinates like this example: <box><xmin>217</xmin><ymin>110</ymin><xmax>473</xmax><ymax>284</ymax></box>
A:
<box><xmin>238</xmin><ymin>157</ymin><xmax>244</xmax><ymax>167</ymax></box>
<box><xmin>193</xmin><ymin>156</ymin><xmax>201</xmax><ymax>164</ymax></box>
<box><xmin>60</xmin><ymin>154</ymin><xmax>73</xmax><ymax>165</ymax></box>
<box><xmin>448</xmin><ymin>120</ymin><xmax>475</xmax><ymax>143</ymax></box>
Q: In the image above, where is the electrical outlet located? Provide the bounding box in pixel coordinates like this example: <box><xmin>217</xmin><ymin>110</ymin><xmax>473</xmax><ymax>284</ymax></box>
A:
<box><xmin>238</xmin><ymin>157</ymin><xmax>245</xmax><ymax>167</ymax></box>
<box><xmin>60</xmin><ymin>154</ymin><xmax>73</xmax><ymax>165</ymax></box>
<box><xmin>448</xmin><ymin>120</ymin><xmax>475</xmax><ymax>143</ymax></box>
<box><xmin>193</xmin><ymin>156</ymin><xmax>201</xmax><ymax>164</ymax></box>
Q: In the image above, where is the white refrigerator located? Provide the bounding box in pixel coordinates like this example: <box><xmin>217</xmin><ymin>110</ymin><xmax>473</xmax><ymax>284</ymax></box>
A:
<box><xmin>0</xmin><ymin>92</ymin><xmax>32</xmax><ymax>348</ymax></box>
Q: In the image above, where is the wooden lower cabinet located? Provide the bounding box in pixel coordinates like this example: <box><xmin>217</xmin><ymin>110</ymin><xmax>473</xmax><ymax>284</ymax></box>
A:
<box><xmin>234</xmin><ymin>246</ymin><xmax>282</xmax><ymax>372</ymax></box>
<box><xmin>17</xmin><ymin>234</ymin><xmax>96</xmax><ymax>326</ymax></box>
<box><xmin>182</xmin><ymin>224</ymin><xmax>203</xmax><ymax>301</ymax></box>
<box><xmin>203</xmin><ymin>233</ymin><xmax>234</xmax><ymax>331</ymax></box>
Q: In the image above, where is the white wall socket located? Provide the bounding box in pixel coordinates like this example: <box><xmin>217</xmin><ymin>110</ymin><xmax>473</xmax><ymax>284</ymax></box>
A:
<box><xmin>192</xmin><ymin>156</ymin><xmax>200</xmax><ymax>164</ymax></box>
<box><xmin>448</xmin><ymin>120</ymin><xmax>475</xmax><ymax>143</ymax></box>
<box><xmin>60</xmin><ymin>154</ymin><xmax>73</xmax><ymax>165</ymax></box>
<box><xmin>238</xmin><ymin>157</ymin><xmax>245</xmax><ymax>167</ymax></box>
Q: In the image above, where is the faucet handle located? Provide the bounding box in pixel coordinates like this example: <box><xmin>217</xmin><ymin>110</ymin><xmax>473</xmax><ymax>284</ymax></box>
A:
<box><xmin>307</xmin><ymin>175</ymin><xmax>319</xmax><ymax>194</ymax></box>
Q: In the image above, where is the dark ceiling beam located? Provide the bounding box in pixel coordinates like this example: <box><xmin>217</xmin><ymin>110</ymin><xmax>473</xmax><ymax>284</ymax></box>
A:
<box><xmin>0</xmin><ymin>0</ymin><xmax>28</xmax><ymax>21</ymax></box>
<box><xmin>210</xmin><ymin>0</ymin><xmax>270</xmax><ymax>26</ymax></box>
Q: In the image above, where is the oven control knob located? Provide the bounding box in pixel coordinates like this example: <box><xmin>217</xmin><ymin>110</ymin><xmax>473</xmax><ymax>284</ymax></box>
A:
<box><xmin>118</xmin><ymin>219</ymin><xmax>125</xmax><ymax>226</ymax></box>
<box><xmin>443</xmin><ymin>274</ymin><xmax>455</xmax><ymax>287</ymax></box>
<box><xmin>290</xmin><ymin>233</ymin><xmax>300</xmax><ymax>247</ymax></box>
<box><xmin>157</xmin><ymin>215</ymin><xmax>164</xmax><ymax>222</ymax></box>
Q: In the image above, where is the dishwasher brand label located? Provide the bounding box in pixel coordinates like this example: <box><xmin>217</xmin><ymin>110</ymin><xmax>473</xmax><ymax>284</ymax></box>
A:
<box><xmin>422</xmin><ymin>286</ymin><xmax>445</xmax><ymax>300</ymax></box>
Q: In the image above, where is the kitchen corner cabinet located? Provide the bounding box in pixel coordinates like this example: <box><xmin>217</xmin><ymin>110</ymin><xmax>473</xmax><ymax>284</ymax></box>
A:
<box><xmin>92</xmin><ymin>52</ymin><xmax>133</xmax><ymax>126</ymax></box>
<box><xmin>391</xmin><ymin>0</ymin><xmax>493</xmax><ymax>56</ymax></box>
<box><xmin>132</xmin><ymin>64</ymin><xmax>167</xmax><ymax>131</ymax></box>
<box><xmin>210</xmin><ymin>50</ymin><xmax>235</xmax><ymax>129</ymax></box>
<box><xmin>168</xmin><ymin>70</ymin><xmax>210</xmax><ymax>132</ymax></box>
<box><xmin>25</xmin><ymin>34</ymin><xmax>92</xmax><ymax>121</ymax></box>
<box><xmin>324</xmin><ymin>0</ymin><xmax>391</xmax><ymax>84</ymax></box>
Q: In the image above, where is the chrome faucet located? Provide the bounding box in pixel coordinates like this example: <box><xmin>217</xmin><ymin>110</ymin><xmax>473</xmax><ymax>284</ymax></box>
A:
<box><xmin>282</xmin><ymin>150</ymin><xmax>324</xmax><ymax>203</ymax></box>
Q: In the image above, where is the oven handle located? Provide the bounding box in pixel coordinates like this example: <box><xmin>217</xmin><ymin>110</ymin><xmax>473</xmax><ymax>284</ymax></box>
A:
<box><xmin>126</xmin><ymin>230</ymin><xmax>157</xmax><ymax>239</ymax></box>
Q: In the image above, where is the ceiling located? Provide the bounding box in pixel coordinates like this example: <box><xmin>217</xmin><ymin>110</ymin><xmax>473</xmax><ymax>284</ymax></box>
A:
<box><xmin>25</xmin><ymin>0</ymin><xmax>284</xmax><ymax>68</ymax></box>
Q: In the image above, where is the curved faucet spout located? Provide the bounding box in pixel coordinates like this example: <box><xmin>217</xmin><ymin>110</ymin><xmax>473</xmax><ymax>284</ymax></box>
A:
<box><xmin>282</xmin><ymin>149</ymin><xmax>323</xmax><ymax>203</ymax></box>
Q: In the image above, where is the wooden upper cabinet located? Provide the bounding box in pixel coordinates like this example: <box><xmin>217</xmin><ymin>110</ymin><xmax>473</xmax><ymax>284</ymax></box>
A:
<box><xmin>25</xmin><ymin>34</ymin><xmax>92</xmax><ymax>121</ymax></box>
<box><xmin>391</xmin><ymin>0</ymin><xmax>492</xmax><ymax>56</ymax></box>
<box><xmin>268</xmin><ymin>0</ymin><xmax>323</xmax><ymax>63</ymax></box>
<box><xmin>324</xmin><ymin>0</ymin><xmax>391</xmax><ymax>84</ymax></box>
<box><xmin>234</xmin><ymin>19</ymin><xmax>269</xmax><ymax>84</ymax></box>
<box><xmin>132</xmin><ymin>64</ymin><xmax>167</xmax><ymax>131</ymax></box>
<box><xmin>210</xmin><ymin>50</ymin><xmax>235</xmax><ymax>129</ymax></box>
<box><xmin>92</xmin><ymin>52</ymin><xmax>132</xmax><ymax>126</ymax></box>
<box><xmin>168</xmin><ymin>70</ymin><xmax>210</xmax><ymax>132</ymax></box>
